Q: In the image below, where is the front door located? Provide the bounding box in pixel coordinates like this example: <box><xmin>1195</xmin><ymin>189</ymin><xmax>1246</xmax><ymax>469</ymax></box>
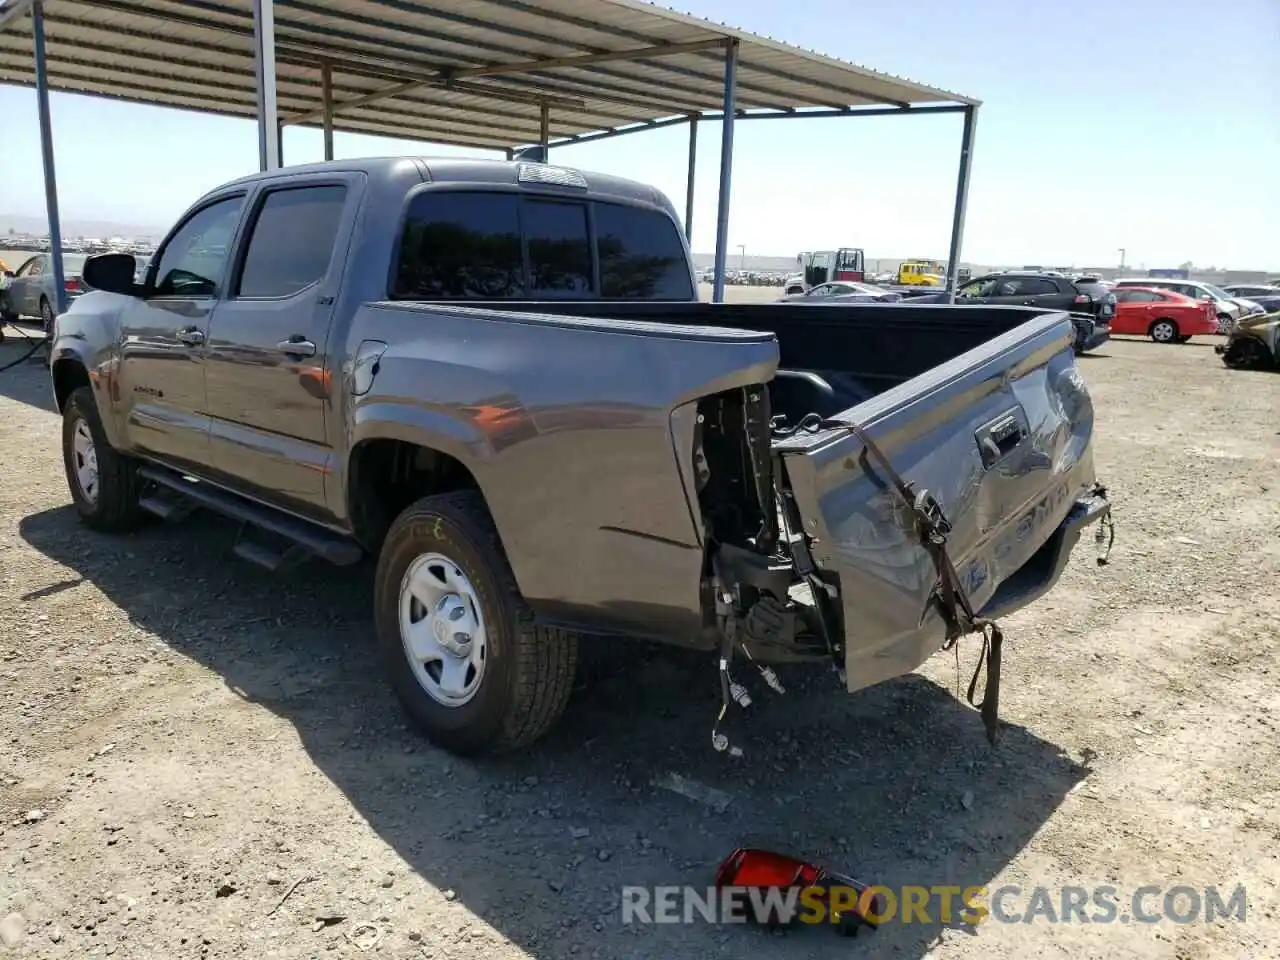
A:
<box><xmin>202</xmin><ymin>178</ymin><xmax>358</xmax><ymax>518</ymax></box>
<box><xmin>955</xmin><ymin>276</ymin><xmax>996</xmax><ymax>304</ymax></box>
<box><xmin>116</xmin><ymin>193</ymin><xmax>248</xmax><ymax>470</ymax></box>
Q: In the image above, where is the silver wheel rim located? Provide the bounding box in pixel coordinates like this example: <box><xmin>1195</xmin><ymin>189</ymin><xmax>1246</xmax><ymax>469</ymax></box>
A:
<box><xmin>71</xmin><ymin>417</ymin><xmax>99</xmax><ymax>504</ymax></box>
<box><xmin>1152</xmin><ymin>322</ymin><xmax>1175</xmax><ymax>342</ymax></box>
<box><xmin>399</xmin><ymin>551</ymin><xmax>487</xmax><ymax>706</ymax></box>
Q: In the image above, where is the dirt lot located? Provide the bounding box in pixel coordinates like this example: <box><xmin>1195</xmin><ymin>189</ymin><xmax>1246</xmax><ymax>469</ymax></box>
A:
<box><xmin>1</xmin><ymin>327</ymin><xmax>1277</xmax><ymax>960</ymax></box>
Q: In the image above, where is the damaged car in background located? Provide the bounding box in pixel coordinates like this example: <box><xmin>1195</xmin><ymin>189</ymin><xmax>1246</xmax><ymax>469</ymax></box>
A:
<box><xmin>49</xmin><ymin>158</ymin><xmax>1114</xmax><ymax>757</ymax></box>
<box><xmin>1217</xmin><ymin>311</ymin><xmax>1280</xmax><ymax>370</ymax></box>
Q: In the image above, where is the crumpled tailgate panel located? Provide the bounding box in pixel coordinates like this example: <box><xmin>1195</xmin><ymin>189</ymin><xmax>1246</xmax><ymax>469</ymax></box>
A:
<box><xmin>778</xmin><ymin>315</ymin><xmax>1097</xmax><ymax>692</ymax></box>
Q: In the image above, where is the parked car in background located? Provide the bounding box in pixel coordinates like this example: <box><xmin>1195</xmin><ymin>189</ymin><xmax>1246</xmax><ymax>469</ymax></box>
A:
<box><xmin>0</xmin><ymin>253</ymin><xmax>89</xmax><ymax>333</ymax></box>
<box><xmin>1109</xmin><ymin>286</ymin><xmax>1218</xmax><ymax>343</ymax></box>
<box><xmin>1222</xmin><ymin>284</ymin><xmax>1280</xmax><ymax>314</ymax></box>
<box><xmin>1113</xmin><ymin>278</ymin><xmax>1252</xmax><ymax>333</ymax></box>
<box><xmin>778</xmin><ymin>281</ymin><xmax>902</xmax><ymax>303</ymax></box>
<box><xmin>911</xmin><ymin>271</ymin><xmax>1115</xmax><ymax>352</ymax></box>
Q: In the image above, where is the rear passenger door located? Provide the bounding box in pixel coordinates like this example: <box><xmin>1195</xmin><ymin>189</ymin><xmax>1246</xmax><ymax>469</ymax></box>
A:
<box><xmin>202</xmin><ymin>175</ymin><xmax>363</xmax><ymax>518</ymax></box>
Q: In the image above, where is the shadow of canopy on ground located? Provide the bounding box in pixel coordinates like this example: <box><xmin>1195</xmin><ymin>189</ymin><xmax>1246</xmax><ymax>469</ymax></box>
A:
<box><xmin>18</xmin><ymin>502</ymin><xmax>1087</xmax><ymax>959</ymax></box>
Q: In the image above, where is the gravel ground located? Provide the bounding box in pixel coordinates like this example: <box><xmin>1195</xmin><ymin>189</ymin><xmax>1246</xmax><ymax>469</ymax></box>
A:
<box><xmin>0</xmin><ymin>328</ymin><xmax>1277</xmax><ymax>960</ymax></box>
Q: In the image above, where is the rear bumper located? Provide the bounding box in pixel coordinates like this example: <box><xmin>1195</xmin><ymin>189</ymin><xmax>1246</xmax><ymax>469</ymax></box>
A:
<box><xmin>978</xmin><ymin>486</ymin><xmax>1112</xmax><ymax>620</ymax></box>
<box><xmin>1081</xmin><ymin>325</ymin><xmax>1110</xmax><ymax>351</ymax></box>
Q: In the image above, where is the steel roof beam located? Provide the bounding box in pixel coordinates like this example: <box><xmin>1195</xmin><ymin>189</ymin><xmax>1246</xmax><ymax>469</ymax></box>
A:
<box><xmin>471</xmin><ymin>0</ymin><xmax>907</xmax><ymax>107</ymax></box>
<box><xmin>288</xmin><ymin>37</ymin><xmax>727</xmax><ymax>125</ymax></box>
<box><xmin>50</xmin><ymin>2</ymin><xmax>737</xmax><ymax>113</ymax></box>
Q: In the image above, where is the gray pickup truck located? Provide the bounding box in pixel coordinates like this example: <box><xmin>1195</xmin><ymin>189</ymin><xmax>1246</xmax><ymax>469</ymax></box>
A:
<box><xmin>51</xmin><ymin>157</ymin><xmax>1111</xmax><ymax>756</ymax></box>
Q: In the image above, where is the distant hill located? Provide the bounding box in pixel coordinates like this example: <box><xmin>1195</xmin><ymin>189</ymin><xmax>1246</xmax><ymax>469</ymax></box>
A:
<box><xmin>1</xmin><ymin>213</ymin><xmax>166</xmax><ymax>240</ymax></box>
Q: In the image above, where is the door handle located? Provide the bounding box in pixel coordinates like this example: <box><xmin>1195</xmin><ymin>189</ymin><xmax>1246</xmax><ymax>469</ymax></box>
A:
<box><xmin>176</xmin><ymin>327</ymin><xmax>205</xmax><ymax>346</ymax></box>
<box><xmin>975</xmin><ymin>408</ymin><xmax>1028</xmax><ymax>469</ymax></box>
<box><xmin>276</xmin><ymin>337</ymin><xmax>317</xmax><ymax>358</ymax></box>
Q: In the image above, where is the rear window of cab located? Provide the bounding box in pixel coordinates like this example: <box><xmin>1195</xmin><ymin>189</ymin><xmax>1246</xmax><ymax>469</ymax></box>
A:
<box><xmin>392</xmin><ymin>190</ymin><xmax>694</xmax><ymax>301</ymax></box>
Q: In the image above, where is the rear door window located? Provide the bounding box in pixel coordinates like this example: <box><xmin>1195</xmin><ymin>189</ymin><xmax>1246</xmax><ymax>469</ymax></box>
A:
<box><xmin>236</xmin><ymin>185</ymin><xmax>347</xmax><ymax>298</ymax></box>
<box><xmin>394</xmin><ymin>191</ymin><xmax>523</xmax><ymax>299</ymax></box>
<box><xmin>1016</xmin><ymin>278</ymin><xmax>1060</xmax><ymax>295</ymax></box>
<box><xmin>595</xmin><ymin>202</ymin><xmax>692</xmax><ymax>299</ymax></box>
<box><xmin>525</xmin><ymin>199</ymin><xmax>592</xmax><ymax>296</ymax></box>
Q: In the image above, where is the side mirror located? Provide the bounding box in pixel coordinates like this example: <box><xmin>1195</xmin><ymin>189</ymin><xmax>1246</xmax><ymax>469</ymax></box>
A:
<box><xmin>82</xmin><ymin>253</ymin><xmax>140</xmax><ymax>295</ymax></box>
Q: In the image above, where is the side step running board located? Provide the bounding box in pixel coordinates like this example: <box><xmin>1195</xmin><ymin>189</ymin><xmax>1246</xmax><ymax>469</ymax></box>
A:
<box><xmin>137</xmin><ymin>465</ymin><xmax>364</xmax><ymax>567</ymax></box>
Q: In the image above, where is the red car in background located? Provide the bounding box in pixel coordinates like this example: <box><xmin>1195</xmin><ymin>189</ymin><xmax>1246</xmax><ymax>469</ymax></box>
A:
<box><xmin>1109</xmin><ymin>286</ymin><xmax>1219</xmax><ymax>343</ymax></box>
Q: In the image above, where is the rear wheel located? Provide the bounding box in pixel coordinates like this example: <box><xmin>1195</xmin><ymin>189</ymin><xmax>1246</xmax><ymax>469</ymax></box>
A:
<box><xmin>1149</xmin><ymin>318</ymin><xmax>1179</xmax><ymax>344</ymax></box>
<box><xmin>374</xmin><ymin>490</ymin><xmax>579</xmax><ymax>756</ymax></box>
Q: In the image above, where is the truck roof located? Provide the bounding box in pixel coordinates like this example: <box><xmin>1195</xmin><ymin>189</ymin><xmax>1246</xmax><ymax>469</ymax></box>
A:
<box><xmin>221</xmin><ymin>156</ymin><xmax>679</xmax><ymax>217</ymax></box>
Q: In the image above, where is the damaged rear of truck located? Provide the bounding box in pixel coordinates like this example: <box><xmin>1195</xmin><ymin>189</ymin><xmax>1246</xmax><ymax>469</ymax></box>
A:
<box><xmin>632</xmin><ymin>304</ymin><xmax>1112</xmax><ymax>750</ymax></box>
<box><xmin>354</xmin><ymin>295</ymin><xmax>1112</xmax><ymax>754</ymax></box>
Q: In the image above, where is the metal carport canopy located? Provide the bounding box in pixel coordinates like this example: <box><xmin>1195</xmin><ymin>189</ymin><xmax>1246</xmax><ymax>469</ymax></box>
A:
<box><xmin>0</xmin><ymin>0</ymin><xmax>980</xmax><ymax>304</ymax></box>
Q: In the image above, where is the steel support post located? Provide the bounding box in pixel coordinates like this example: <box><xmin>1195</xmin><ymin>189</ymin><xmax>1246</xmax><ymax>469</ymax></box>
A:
<box><xmin>684</xmin><ymin>115</ymin><xmax>697</xmax><ymax>244</ymax></box>
<box><xmin>711</xmin><ymin>41</ymin><xmax>738</xmax><ymax>303</ymax></box>
<box><xmin>945</xmin><ymin>105</ymin><xmax>978</xmax><ymax>303</ymax></box>
<box><xmin>320</xmin><ymin>61</ymin><xmax>334</xmax><ymax>161</ymax></box>
<box><xmin>253</xmin><ymin>0</ymin><xmax>280</xmax><ymax>170</ymax></box>
<box><xmin>31</xmin><ymin>0</ymin><xmax>65</xmax><ymax>318</ymax></box>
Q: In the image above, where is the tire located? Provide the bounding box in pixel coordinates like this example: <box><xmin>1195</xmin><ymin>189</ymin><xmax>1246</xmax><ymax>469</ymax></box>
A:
<box><xmin>1222</xmin><ymin>337</ymin><xmax>1273</xmax><ymax>370</ymax></box>
<box><xmin>1216</xmin><ymin>313</ymin><xmax>1234</xmax><ymax>335</ymax></box>
<box><xmin>1149</xmin><ymin>318</ymin><xmax>1179</xmax><ymax>343</ymax></box>
<box><xmin>374</xmin><ymin>490</ymin><xmax>579</xmax><ymax>756</ymax></box>
<box><xmin>61</xmin><ymin>386</ymin><xmax>145</xmax><ymax>531</ymax></box>
<box><xmin>39</xmin><ymin>297</ymin><xmax>55</xmax><ymax>338</ymax></box>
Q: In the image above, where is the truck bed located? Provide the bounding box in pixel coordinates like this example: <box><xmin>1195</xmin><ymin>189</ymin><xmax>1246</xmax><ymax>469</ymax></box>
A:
<box><xmin>443</xmin><ymin>300</ymin><xmax>1050</xmax><ymax>417</ymax></box>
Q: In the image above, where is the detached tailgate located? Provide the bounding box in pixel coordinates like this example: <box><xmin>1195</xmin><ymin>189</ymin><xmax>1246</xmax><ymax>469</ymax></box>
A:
<box><xmin>776</xmin><ymin>310</ymin><xmax>1105</xmax><ymax>691</ymax></box>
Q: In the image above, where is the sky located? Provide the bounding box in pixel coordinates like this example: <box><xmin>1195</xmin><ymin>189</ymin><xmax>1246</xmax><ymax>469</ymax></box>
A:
<box><xmin>1</xmin><ymin>0</ymin><xmax>1278</xmax><ymax>270</ymax></box>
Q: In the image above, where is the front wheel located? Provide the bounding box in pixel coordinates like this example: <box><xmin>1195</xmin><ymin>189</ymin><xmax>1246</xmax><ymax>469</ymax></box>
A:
<box><xmin>1150</xmin><ymin>319</ymin><xmax>1179</xmax><ymax>343</ymax></box>
<box><xmin>61</xmin><ymin>386</ymin><xmax>144</xmax><ymax>531</ymax></box>
<box><xmin>374</xmin><ymin>491</ymin><xmax>579</xmax><ymax>756</ymax></box>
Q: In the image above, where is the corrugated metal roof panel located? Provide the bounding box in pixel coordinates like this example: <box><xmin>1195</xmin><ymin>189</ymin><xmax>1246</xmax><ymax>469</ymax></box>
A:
<box><xmin>1</xmin><ymin>0</ymin><xmax>977</xmax><ymax>153</ymax></box>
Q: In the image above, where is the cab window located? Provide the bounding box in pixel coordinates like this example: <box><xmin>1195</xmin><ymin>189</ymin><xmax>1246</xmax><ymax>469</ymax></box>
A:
<box><xmin>959</xmin><ymin>277</ymin><xmax>996</xmax><ymax>297</ymax></box>
<box><xmin>153</xmin><ymin>195</ymin><xmax>246</xmax><ymax>298</ymax></box>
